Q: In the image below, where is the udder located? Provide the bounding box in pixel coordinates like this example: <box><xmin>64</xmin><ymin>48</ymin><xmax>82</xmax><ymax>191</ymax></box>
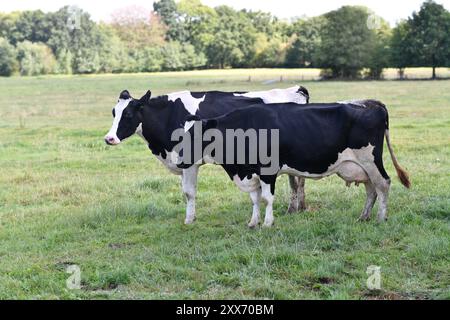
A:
<box><xmin>336</xmin><ymin>161</ymin><xmax>369</xmax><ymax>185</ymax></box>
<box><xmin>233</xmin><ymin>174</ymin><xmax>261</xmax><ymax>193</ymax></box>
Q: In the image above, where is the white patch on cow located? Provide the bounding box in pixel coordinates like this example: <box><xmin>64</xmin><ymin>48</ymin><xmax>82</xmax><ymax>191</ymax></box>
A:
<box><xmin>105</xmin><ymin>98</ymin><xmax>132</xmax><ymax>144</ymax></box>
<box><xmin>338</xmin><ymin>100</ymin><xmax>368</xmax><ymax>107</ymax></box>
<box><xmin>233</xmin><ymin>174</ymin><xmax>261</xmax><ymax>193</ymax></box>
<box><xmin>260</xmin><ymin>181</ymin><xmax>275</xmax><ymax>227</ymax></box>
<box><xmin>135</xmin><ymin>123</ymin><xmax>149</xmax><ymax>143</ymax></box>
<box><xmin>184</xmin><ymin>120</ymin><xmax>195</xmax><ymax>132</ymax></box>
<box><xmin>155</xmin><ymin>150</ymin><xmax>183</xmax><ymax>175</ymax></box>
<box><xmin>168</xmin><ymin>91</ymin><xmax>206</xmax><ymax>115</ymax></box>
<box><xmin>233</xmin><ymin>86</ymin><xmax>307</xmax><ymax>104</ymax></box>
<box><xmin>279</xmin><ymin>144</ymin><xmax>374</xmax><ymax>182</ymax></box>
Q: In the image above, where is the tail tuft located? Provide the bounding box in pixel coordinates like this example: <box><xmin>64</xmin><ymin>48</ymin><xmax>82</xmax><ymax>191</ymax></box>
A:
<box><xmin>395</xmin><ymin>166</ymin><xmax>411</xmax><ymax>189</ymax></box>
<box><xmin>385</xmin><ymin>129</ymin><xmax>411</xmax><ymax>189</ymax></box>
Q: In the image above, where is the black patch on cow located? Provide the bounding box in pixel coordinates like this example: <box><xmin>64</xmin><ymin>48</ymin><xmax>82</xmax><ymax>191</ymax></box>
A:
<box><xmin>297</xmin><ymin>86</ymin><xmax>310</xmax><ymax>102</ymax></box>
<box><xmin>119</xmin><ymin>90</ymin><xmax>131</xmax><ymax>100</ymax></box>
<box><xmin>191</xmin><ymin>92</ymin><xmax>206</xmax><ymax>99</ymax></box>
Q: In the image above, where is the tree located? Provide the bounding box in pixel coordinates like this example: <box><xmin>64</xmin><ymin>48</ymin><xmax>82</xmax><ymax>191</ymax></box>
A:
<box><xmin>285</xmin><ymin>16</ymin><xmax>324</xmax><ymax>67</ymax></box>
<box><xmin>7</xmin><ymin>10</ymin><xmax>52</xmax><ymax>45</ymax></box>
<box><xmin>110</xmin><ymin>6</ymin><xmax>166</xmax><ymax>49</ymax></box>
<box><xmin>96</xmin><ymin>24</ymin><xmax>128</xmax><ymax>73</ymax></box>
<box><xmin>244</xmin><ymin>10</ymin><xmax>280</xmax><ymax>37</ymax></box>
<box><xmin>390</xmin><ymin>21</ymin><xmax>413</xmax><ymax>79</ymax></box>
<box><xmin>0</xmin><ymin>12</ymin><xmax>20</xmax><ymax>40</ymax></box>
<box><xmin>16</xmin><ymin>41</ymin><xmax>57</xmax><ymax>75</ymax></box>
<box><xmin>153</xmin><ymin>0</ymin><xmax>186</xmax><ymax>41</ymax></box>
<box><xmin>252</xmin><ymin>34</ymin><xmax>287</xmax><ymax>67</ymax></box>
<box><xmin>318</xmin><ymin>6</ymin><xmax>375</xmax><ymax>78</ymax></box>
<box><xmin>204</xmin><ymin>6</ymin><xmax>257</xmax><ymax>68</ymax></box>
<box><xmin>365</xmin><ymin>16</ymin><xmax>391</xmax><ymax>79</ymax></box>
<box><xmin>405</xmin><ymin>0</ymin><xmax>450</xmax><ymax>79</ymax></box>
<box><xmin>56</xmin><ymin>49</ymin><xmax>72</xmax><ymax>74</ymax></box>
<box><xmin>0</xmin><ymin>37</ymin><xmax>17</xmax><ymax>76</ymax></box>
<box><xmin>161</xmin><ymin>42</ymin><xmax>206</xmax><ymax>71</ymax></box>
<box><xmin>46</xmin><ymin>6</ymin><xmax>100</xmax><ymax>73</ymax></box>
<box><xmin>177</xmin><ymin>0</ymin><xmax>217</xmax><ymax>51</ymax></box>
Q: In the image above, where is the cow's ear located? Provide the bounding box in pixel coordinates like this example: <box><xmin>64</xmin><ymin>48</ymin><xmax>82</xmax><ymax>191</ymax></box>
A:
<box><xmin>203</xmin><ymin>119</ymin><xmax>217</xmax><ymax>130</ymax></box>
<box><xmin>139</xmin><ymin>90</ymin><xmax>151</xmax><ymax>103</ymax></box>
<box><xmin>120</xmin><ymin>90</ymin><xmax>131</xmax><ymax>100</ymax></box>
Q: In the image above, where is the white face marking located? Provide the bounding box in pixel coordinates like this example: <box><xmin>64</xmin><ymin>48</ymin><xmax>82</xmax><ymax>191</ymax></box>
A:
<box><xmin>233</xmin><ymin>86</ymin><xmax>308</xmax><ymax>104</ymax></box>
<box><xmin>168</xmin><ymin>91</ymin><xmax>206</xmax><ymax>115</ymax></box>
<box><xmin>105</xmin><ymin>98</ymin><xmax>132</xmax><ymax>145</ymax></box>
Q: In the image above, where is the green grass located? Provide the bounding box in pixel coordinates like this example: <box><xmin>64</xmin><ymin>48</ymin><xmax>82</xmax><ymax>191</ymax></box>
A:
<box><xmin>0</xmin><ymin>69</ymin><xmax>449</xmax><ymax>300</ymax></box>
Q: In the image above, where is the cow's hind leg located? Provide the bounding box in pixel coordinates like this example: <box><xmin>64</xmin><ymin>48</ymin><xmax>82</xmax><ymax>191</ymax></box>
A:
<box><xmin>358</xmin><ymin>162</ymin><xmax>391</xmax><ymax>222</ymax></box>
<box><xmin>297</xmin><ymin>177</ymin><xmax>306</xmax><ymax>211</ymax></box>
<box><xmin>261</xmin><ymin>180</ymin><xmax>276</xmax><ymax>227</ymax></box>
<box><xmin>248</xmin><ymin>188</ymin><xmax>262</xmax><ymax>228</ymax></box>
<box><xmin>358</xmin><ymin>181</ymin><xmax>377</xmax><ymax>221</ymax></box>
<box><xmin>287</xmin><ymin>176</ymin><xmax>306</xmax><ymax>213</ymax></box>
<box><xmin>287</xmin><ymin>176</ymin><xmax>299</xmax><ymax>213</ymax></box>
<box><xmin>374</xmin><ymin>180</ymin><xmax>390</xmax><ymax>222</ymax></box>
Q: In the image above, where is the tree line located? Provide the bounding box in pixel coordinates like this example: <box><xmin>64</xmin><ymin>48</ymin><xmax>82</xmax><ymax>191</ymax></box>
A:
<box><xmin>0</xmin><ymin>0</ymin><xmax>449</xmax><ymax>79</ymax></box>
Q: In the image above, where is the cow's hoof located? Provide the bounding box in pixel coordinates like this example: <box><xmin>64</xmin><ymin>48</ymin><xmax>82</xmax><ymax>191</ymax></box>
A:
<box><xmin>358</xmin><ymin>215</ymin><xmax>371</xmax><ymax>222</ymax></box>
<box><xmin>184</xmin><ymin>217</ymin><xmax>196</xmax><ymax>225</ymax></box>
<box><xmin>248</xmin><ymin>221</ymin><xmax>259</xmax><ymax>229</ymax></box>
<box><xmin>377</xmin><ymin>217</ymin><xmax>388</xmax><ymax>223</ymax></box>
<box><xmin>287</xmin><ymin>206</ymin><xmax>298</xmax><ymax>214</ymax></box>
<box><xmin>262</xmin><ymin>221</ymin><xmax>274</xmax><ymax>228</ymax></box>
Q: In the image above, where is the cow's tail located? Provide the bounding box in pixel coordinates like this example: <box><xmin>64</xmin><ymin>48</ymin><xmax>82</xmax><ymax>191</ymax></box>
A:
<box><xmin>366</xmin><ymin>100</ymin><xmax>410</xmax><ymax>189</ymax></box>
<box><xmin>385</xmin><ymin>128</ymin><xmax>411</xmax><ymax>189</ymax></box>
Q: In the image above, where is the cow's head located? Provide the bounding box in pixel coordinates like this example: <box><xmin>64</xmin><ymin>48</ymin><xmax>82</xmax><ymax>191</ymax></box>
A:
<box><xmin>104</xmin><ymin>90</ymin><xmax>151</xmax><ymax>145</ymax></box>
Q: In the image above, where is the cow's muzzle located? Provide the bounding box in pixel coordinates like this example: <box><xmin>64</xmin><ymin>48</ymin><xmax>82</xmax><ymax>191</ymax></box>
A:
<box><xmin>104</xmin><ymin>135</ymin><xmax>120</xmax><ymax>145</ymax></box>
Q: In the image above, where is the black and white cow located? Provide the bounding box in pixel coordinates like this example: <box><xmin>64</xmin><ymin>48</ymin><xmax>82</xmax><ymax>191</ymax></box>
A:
<box><xmin>181</xmin><ymin>100</ymin><xmax>411</xmax><ymax>227</ymax></box>
<box><xmin>104</xmin><ymin>87</ymin><xmax>310</xmax><ymax>223</ymax></box>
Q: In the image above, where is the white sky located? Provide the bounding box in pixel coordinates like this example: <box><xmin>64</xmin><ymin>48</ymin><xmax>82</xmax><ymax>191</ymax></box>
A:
<box><xmin>1</xmin><ymin>0</ymin><xmax>450</xmax><ymax>26</ymax></box>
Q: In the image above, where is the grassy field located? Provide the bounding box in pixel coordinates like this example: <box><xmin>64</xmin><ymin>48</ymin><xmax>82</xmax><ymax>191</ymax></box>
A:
<box><xmin>0</xmin><ymin>69</ymin><xmax>449</xmax><ymax>299</ymax></box>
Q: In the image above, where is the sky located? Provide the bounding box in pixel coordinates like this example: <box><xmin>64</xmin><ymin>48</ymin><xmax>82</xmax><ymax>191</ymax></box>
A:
<box><xmin>1</xmin><ymin>0</ymin><xmax>450</xmax><ymax>26</ymax></box>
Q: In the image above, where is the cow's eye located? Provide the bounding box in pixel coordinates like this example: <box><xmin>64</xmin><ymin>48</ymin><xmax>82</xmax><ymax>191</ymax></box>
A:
<box><xmin>112</xmin><ymin>109</ymin><xmax>116</xmax><ymax>117</ymax></box>
<box><xmin>123</xmin><ymin>111</ymin><xmax>133</xmax><ymax>118</ymax></box>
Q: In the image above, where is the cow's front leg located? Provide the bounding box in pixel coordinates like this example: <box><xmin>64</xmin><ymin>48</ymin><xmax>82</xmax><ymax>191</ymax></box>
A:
<box><xmin>288</xmin><ymin>176</ymin><xmax>306</xmax><ymax>213</ymax></box>
<box><xmin>248</xmin><ymin>188</ymin><xmax>262</xmax><ymax>228</ymax></box>
<box><xmin>358</xmin><ymin>181</ymin><xmax>377</xmax><ymax>221</ymax></box>
<box><xmin>261</xmin><ymin>180</ymin><xmax>275</xmax><ymax>227</ymax></box>
<box><xmin>375</xmin><ymin>180</ymin><xmax>390</xmax><ymax>222</ymax></box>
<box><xmin>182</xmin><ymin>165</ymin><xmax>199</xmax><ymax>224</ymax></box>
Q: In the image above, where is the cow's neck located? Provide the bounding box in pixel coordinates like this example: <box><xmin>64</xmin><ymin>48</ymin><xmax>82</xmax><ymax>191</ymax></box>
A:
<box><xmin>140</xmin><ymin>96</ymin><xmax>189</xmax><ymax>158</ymax></box>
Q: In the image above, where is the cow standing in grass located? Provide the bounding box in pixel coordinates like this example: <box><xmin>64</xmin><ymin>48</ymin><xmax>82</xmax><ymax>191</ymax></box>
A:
<box><xmin>104</xmin><ymin>87</ymin><xmax>310</xmax><ymax>224</ymax></box>
<box><xmin>179</xmin><ymin>100</ymin><xmax>410</xmax><ymax>227</ymax></box>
